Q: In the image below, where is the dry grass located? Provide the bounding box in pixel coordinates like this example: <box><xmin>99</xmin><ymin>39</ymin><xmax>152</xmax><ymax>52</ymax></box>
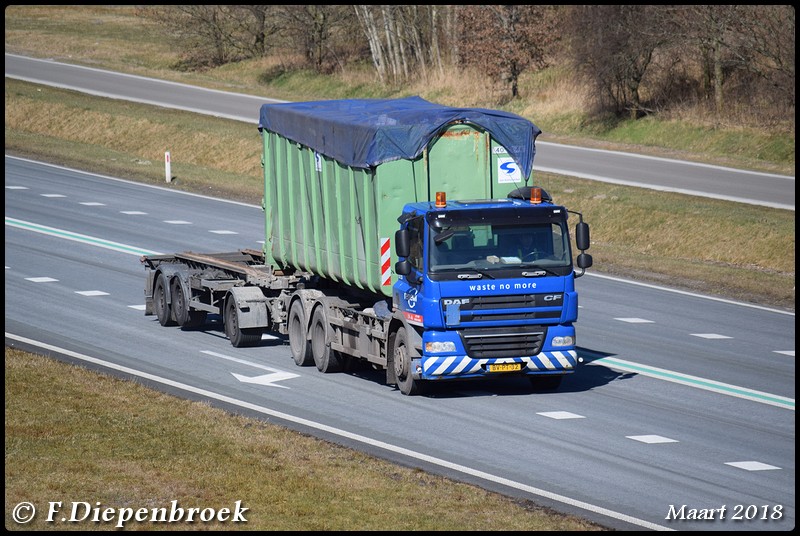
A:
<box><xmin>5</xmin><ymin>348</ymin><xmax>606</xmax><ymax>531</ymax></box>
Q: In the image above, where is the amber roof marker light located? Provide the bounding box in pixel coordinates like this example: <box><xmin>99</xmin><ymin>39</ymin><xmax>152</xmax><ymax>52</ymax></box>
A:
<box><xmin>435</xmin><ymin>191</ymin><xmax>447</xmax><ymax>207</ymax></box>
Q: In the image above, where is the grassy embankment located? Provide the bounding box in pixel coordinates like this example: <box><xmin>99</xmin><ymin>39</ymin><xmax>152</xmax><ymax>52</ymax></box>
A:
<box><xmin>5</xmin><ymin>348</ymin><xmax>605</xmax><ymax>531</ymax></box>
<box><xmin>4</xmin><ymin>5</ymin><xmax>795</xmax><ymax>531</ymax></box>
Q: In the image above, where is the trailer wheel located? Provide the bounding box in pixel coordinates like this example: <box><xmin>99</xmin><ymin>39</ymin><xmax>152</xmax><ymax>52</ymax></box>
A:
<box><xmin>153</xmin><ymin>273</ymin><xmax>176</xmax><ymax>327</ymax></box>
<box><xmin>288</xmin><ymin>300</ymin><xmax>313</xmax><ymax>366</ymax></box>
<box><xmin>310</xmin><ymin>305</ymin><xmax>342</xmax><ymax>373</ymax></box>
<box><xmin>392</xmin><ymin>327</ymin><xmax>423</xmax><ymax>396</ymax></box>
<box><xmin>224</xmin><ymin>298</ymin><xmax>262</xmax><ymax>347</ymax></box>
<box><xmin>171</xmin><ymin>278</ymin><xmax>207</xmax><ymax>329</ymax></box>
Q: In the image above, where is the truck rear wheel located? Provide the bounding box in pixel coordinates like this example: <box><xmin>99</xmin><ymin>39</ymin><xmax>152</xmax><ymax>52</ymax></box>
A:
<box><xmin>288</xmin><ymin>300</ymin><xmax>313</xmax><ymax>366</ymax></box>
<box><xmin>153</xmin><ymin>273</ymin><xmax>176</xmax><ymax>327</ymax></box>
<box><xmin>392</xmin><ymin>326</ymin><xmax>423</xmax><ymax>396</ymax></box>
<box><xmin>224</xmin><ymin>297</ymin><xmax>262</xmax><ymax>347</ymax></box>
<box><xmin>171</xmin><ymin>278</ymin><xmax>207</xmax><ymax>329</ymax></box>
<box><xmin>310</xmin><ymin>305</ymin><xmax>342</xmax><ymax>373</ymax></box>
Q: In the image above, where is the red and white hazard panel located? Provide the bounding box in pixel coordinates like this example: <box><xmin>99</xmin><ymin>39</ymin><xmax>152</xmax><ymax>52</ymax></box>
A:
<box><xmin>380</xmin><ymin>237</ymin><xmax>391</xmax><ymax>286</ymax></box>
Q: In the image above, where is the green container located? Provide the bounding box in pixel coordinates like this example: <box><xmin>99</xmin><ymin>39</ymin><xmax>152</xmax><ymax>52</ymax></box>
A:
<box><xmin>261</xmin><ymin>124</ymin><xmax>528</xmax><ymax>297</ymax></box>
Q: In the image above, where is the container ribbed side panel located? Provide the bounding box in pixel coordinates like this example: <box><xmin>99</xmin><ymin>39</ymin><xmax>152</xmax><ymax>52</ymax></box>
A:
<box><xmin>261</xmin><ymin>124</ymin><xmax>506</xmax><ymax>298</ymax></box>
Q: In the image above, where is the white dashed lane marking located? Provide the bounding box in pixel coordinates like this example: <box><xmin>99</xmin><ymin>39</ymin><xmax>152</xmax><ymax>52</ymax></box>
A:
<box><xmin>25</xmin><ymin>277</ymin><xmax>59</xmax><ymax>283</ymax></box>
<box><xmin>627</xmin><ymin>435</ymin><xmax>678</xmax><ymax>444</ymax></box>
<box><xmin>537</xmin><ymin>411</ymin><xmax>585</xmax><ymax>420</ymax></box>
<box><xmin>725</xmin><ymin>461</ymin><xmax>781</xmax><ymax>471</ymax></box>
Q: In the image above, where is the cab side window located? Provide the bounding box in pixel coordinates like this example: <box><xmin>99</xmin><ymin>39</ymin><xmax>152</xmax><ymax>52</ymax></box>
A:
<box><xmin>406</xmin><ymin>217</ymin><xmax>423</xmax><ymax>270</ymax></box>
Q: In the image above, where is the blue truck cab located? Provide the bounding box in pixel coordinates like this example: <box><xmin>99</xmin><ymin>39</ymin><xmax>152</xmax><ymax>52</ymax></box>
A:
<box><xmin>394</xmin><ymin>186</ymin><xmax>592</xmax><ymax>393</ymax></box>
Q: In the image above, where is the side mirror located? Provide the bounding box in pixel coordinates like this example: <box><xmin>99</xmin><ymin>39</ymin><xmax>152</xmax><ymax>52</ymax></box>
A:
<box><xmin>577</xmin><ymin>252</ymin><xmax>593</xmax><ymax>270</ymax></box>
<box><xmin>395</xmin><ymin>229</ymin><xmax>410</xmax><ymax>258</ymax></box>
<box><xmin>575</xmin><ymin>221</ymin><xmax>590</xmax><ymax>251</ymax></box>
<box><xmin>395</xmin><ymin>259</ymin><xmax>411</xmax><ymax>276</ymax></box>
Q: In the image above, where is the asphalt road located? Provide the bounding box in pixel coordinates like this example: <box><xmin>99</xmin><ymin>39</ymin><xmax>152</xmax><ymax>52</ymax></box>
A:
<box><xmin>4</xmin><ymin>52</ymin><xmax>795</xmax><ymax>211</ymax></box>
<box><xmin>5</xmin><ymin>156</ymin><xmax>795</xmax><ymax>531</ymax></box>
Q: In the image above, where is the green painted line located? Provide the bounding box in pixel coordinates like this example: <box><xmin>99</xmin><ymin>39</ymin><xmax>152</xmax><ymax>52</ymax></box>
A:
<box><xmin>6</xmin><ymin>217</ymin><xmax>161</xmax><ymax>257</ymax></box>
<box><xmin>591</xmin><ymin>357</ymin><xmax>794</xmax><ymax>411</ymax></box>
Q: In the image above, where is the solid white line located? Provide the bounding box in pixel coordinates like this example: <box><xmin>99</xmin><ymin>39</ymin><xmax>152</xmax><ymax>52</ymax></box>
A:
<box><xmin>5</xmin><ymin>332</ymin><xmax>671</xmax><ymax>531</ymax></box>
<box><xmin>536</xmin><ymin>141</ymin><xmax>794</xmax><ymax>179</ymax></box>
<box><xmin>585</xmin><ymin>271</ymin><xmax>794</xmax><ymax>316</ymax></box>
<box><xmin>535</xmin><ymin>165</ymin><xmax>794</xmax><ymax>210</ymax></box>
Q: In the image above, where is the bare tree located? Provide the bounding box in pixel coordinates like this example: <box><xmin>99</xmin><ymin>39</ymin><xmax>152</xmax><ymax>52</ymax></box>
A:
<box><xmin>354</xmin><ymin>5</ymin><xmax>387</xmax><ymax>84</ymax></box>
<box><xmin>565</xmin><ymin>5</ymin><xmax>672</xmax><ymax>118</ymax></box>
<box><xmin>353</xmin><ymin>5</ymin><xmax>454</xmax><ymax>85</ymax></box>
<box><xmin>741</xmin><ymin>5</ymin><xmax>795</xmax><ymax>108</ymax></box>
<box><xmin>429</xmin><ymin>5</ymin><xmax>445</xmax><ymax>77</ymax></box>
<box><xmin>140</xmin><ymin>5</ymin><xmax>279</xmax><ymax>69</ymax></box>
<box><xmin>664</xmin><ymin>5</ymin><xmax>794</xmax><ymax>120</ymax></box>
<box><xmin>274</xmin><ymin>5</ymin><xmax>354</xmax><ymax>73</ymax></box>
<box><xmin>458</xmin><ymin>5</ymin><xmax>556</xmax><ymax>100</ymax></box>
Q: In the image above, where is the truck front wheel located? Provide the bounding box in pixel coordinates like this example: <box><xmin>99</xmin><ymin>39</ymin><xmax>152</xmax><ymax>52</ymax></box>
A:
<box><xmin>392</xmin><ymin>327</ymin><xmax>422</xmax><ymax>396</ymax></box>
<box><xmin>288</xmin><ymin>300</ymin><xmax>313</xmax><ymax>366</ymax></box>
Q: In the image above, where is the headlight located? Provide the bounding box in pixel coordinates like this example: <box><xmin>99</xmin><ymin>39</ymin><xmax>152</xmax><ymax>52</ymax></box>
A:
<box><xmin>425</xmin><ymin>341</ymin><xmax>456</xmax><ymax>353</ymax></box>
<box><xmin>551</xmin><ymin>336</ymin><xmax>574</xmax><ymax>347</ymax></box>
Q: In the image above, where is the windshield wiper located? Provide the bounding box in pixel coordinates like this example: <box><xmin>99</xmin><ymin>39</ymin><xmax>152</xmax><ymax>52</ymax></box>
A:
<box><xmin>456</xmin><ymin>268</ymin><xmax>495</xmax><ymax>280</ymax></box>
<box><xmin>521</xmin><ymin>265</ymin><xmax>560</xmax><ymax>277</ymax></box>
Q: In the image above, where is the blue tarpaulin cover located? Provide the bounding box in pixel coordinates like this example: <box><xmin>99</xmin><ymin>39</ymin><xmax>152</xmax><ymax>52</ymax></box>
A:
<box><xmin>258</xmin><ymin>96</ymin><xmax>541</xmax><ymax>178</ymax></box>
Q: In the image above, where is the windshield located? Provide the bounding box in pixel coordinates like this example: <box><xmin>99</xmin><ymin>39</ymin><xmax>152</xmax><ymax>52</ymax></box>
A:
<box><xmin>429</xmin><ymin>221</ymin><xmax>571</xmax><ymax>274</ymax></box>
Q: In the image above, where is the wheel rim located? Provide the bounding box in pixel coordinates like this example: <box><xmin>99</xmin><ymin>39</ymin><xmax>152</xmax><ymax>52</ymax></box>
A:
<box><xmin>226</xmin><ymin>300</ymin><xmax>238</xmax><ymax>338</ymax></box>
<box><xmin>311</xmin><ymin>317</ymin><xmax>325</xmax><ymax>360</ymax></box>
<box><xmin>155</xmin><ymin>282</ymin><xmax>166</xmax><ymax>315</ymax></box>
<box><xmin>154</xmin><ymin>276</ymin><xmax>169</xmax><ymax>324</ymax></box>
<box><xmin>172</xmin><ymin>281</ymin><xmax>185</xmax><ymax>323</ymax></box>
<box><xmin>289</xmin><ymin>306</ymin><xmax>304</xmax><ymax>355</ymax></box>
<box><xmin>394</xmin><ymin>341</ymin><xmax>408</xmax><ymax>379</ymax></box>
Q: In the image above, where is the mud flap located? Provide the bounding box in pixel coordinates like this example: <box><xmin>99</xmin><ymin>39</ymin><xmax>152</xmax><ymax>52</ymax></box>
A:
<box><xmin>227</xmin><ymin>286</ymin><xmax>269</xmax><ymax>329</ymax></box>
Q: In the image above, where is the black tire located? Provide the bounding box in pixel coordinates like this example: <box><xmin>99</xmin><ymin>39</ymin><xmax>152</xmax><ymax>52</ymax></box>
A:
<box><xmin>224</xmin><ymin>297</ymin><xmax>262</xmax><ymax>347</ymax></box>
<box><xmin>529</xmin><ymin>375</ymin><xmax>563</xmax><ymax>391</ymax></box>
<box><xmin>392</xmin><ymin>326</ymin><xmax>422</xmax><ymax>396</ymax></box>
<box><xmin>153</xmin><ymin>273</ymin><xmax>176</xmax><ymax>327</ymax></box>
<box><xmin>288</xmin><ymin>300</ymin><xmax>313</xmax><ymax>366</ymax></box>
<box><xmin>171</xmin><ymin>278</ymin><xmax>207</xmax><ymax>329</ymax></box>
<box><xmin>310</xmin><ymin>305</ymin><xmax>342</xmax><ymax>373</ymax></box>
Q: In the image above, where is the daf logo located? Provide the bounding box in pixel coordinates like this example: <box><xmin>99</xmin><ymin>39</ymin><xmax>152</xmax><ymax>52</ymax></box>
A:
<box><xmin>543</xmin><ymin>294</ymin><xmax>561</xmax><ymax>301</ymax></box>
<box><xmin>443</xmin><ymin>298</ymin><xmax>470</xmax><ymax>306</ymax></box>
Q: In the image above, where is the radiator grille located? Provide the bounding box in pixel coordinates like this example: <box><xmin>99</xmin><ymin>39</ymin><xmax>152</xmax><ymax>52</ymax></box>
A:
<box><xmin>460</xmin><ymin>326</ymin><xmax>547</xmax><ymax>358</ymax></box>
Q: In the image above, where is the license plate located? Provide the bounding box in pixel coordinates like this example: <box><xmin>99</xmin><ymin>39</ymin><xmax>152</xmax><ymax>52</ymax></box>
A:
<box><xmin>488</xmin><ymin>362</ymin><xmax>522</xmax><ymax>373</ymax></box>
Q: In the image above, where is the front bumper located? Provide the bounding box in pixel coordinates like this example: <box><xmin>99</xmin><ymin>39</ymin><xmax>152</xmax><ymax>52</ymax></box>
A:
<box><xmin>415</xmin><ymin>350</ymin><xmax>577</xmax><ymax>380</ymax></box>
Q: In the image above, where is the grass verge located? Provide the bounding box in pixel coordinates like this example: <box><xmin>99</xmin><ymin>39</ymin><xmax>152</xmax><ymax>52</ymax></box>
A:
<box><xmin>5</xmin><ymin>348</ymin><xmax>606</xmax><ymax>531</ymax></box>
